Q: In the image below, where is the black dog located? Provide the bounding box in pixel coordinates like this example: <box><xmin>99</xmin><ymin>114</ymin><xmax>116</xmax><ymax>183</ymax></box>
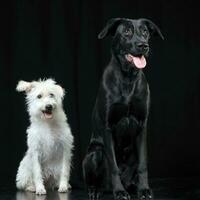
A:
<box><xmin>82</xmin><ymin>18</ymin><xmax>163</xmax><ymax>200</ymax></box>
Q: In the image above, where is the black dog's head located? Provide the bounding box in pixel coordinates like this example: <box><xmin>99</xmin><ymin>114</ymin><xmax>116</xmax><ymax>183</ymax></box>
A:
<box><xmin>98</xmin><ymin>18</ymin><xmax>164</xmax><ymax>71</ymax></box>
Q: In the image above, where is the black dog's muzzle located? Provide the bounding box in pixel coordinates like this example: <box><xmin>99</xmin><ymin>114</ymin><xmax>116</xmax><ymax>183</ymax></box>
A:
<box><xmin>135</xmin><ymin>42</ymin><xmax>149</xmax><ymax>55</ymax></box>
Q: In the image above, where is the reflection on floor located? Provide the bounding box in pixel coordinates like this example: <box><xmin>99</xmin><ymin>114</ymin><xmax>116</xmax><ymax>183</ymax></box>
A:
<box><xmin>16</xmin><ymin>191</ymin><xmax>70</xmax><ymax>200</ymax></box>
<box><xmin>0</xmin><ymin>183</ymin><xmax>200</xmax><ymax>200</ymax></box>
<box><xmin>14</xmin><ymin>191</ymin><xmax>91</xmax><ymax>200</ymax></box>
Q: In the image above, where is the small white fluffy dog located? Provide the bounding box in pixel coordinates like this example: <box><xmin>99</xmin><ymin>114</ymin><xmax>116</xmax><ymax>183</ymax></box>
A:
<box><xmin>16</xmin><ymin>78</ymin><xmax>73</xmax><ymax>195</ymax></box>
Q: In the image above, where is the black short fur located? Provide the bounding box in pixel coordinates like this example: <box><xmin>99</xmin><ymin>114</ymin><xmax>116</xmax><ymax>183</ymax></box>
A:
<box><xmin>82</xmin><ymin>18</ymin><xmax>163</xmax><ymax>200</ymax></box>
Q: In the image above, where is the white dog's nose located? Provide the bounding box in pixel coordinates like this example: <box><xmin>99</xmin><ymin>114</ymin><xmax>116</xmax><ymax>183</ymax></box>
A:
<box><xmin>45</xmin><ymin>104</ymin><xmax>53</xmax><ymax>111</ymax></box>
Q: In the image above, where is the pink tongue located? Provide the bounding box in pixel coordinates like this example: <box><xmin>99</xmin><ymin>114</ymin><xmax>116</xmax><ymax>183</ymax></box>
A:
<box><xmin>126</xmin><ymin>54</ymin><xmax>146</xmax><ymax>69</ymax></box>
<box><xmin>44</xmin><ymin>113</ymin><xmax>53</xmax><ymax>119</ymax></box>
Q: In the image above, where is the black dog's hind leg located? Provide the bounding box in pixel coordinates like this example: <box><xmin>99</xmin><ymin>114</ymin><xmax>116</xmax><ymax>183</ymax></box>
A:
<box><xmin>82</xmin><ymin>143</ymin><xmax>106</xmax><ymax>200</ymax></box>
<box><xmin>136</xmin><ymin>125</ymin><xmax>153</xmax><ymax>200</ymax></box>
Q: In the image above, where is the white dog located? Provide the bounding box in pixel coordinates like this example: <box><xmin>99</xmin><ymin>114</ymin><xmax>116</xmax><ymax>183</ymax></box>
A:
<box><xmin>16</xmin><ymin>78</ymin><xmax>73</xmax><ymax>195</ymax></box>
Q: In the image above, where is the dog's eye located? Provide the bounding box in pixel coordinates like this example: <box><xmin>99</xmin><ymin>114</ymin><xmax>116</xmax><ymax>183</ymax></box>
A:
<box><xmin>37</xmin><ymin>94</ymin><xmax>42</xmax><ymax>99</ymax></box>
<box><xmin>49</xmin><ymin>93</ymin><xmax>54</xmax><ymax>98</ymax></box>
<box><xmin>124</xmin><ymin>28</ymin><xmax>132</xmax><ymax>36</ymax></box>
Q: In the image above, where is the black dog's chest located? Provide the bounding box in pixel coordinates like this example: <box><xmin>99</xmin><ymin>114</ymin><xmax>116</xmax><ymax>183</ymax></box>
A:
<box><xmin>107</xmin><ymin>77</ymin><xmax>147</xmax><ymax>127</ymax></box>
<box><xmin>108</xmin><ymin>83</ymin><xmax>137</xmax><ymax>125</ymax></box>
<box><xmin>119</xmin><ymin>81</ymin><xmax>135</xmax><ymax>102</ymax></box>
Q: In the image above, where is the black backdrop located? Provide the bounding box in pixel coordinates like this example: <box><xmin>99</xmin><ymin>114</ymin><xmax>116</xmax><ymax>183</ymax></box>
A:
<box><xmin>0</xmin><ymin>0</ymin><xmax>200</xmax><ymax>189</ymax></box>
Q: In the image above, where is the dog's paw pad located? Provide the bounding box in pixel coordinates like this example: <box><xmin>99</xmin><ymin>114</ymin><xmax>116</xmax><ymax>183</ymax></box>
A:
<box><xmin>58</xmin><ymin>185</ymin><xmax>69</xmax><ymax>193</ymax></box>
<box><xmin>36</xmin><ymin>187</ymin><xmax>46</xmax><ymax>195</ymax></box>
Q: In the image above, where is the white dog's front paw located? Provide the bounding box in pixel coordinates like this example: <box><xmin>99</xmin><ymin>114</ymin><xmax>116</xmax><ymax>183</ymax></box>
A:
<box><xmin>58</xmin><ymin>184</ymin><xmax>69</xmax><ymax>193</ymax></box>
<box><xmin>36</xmin><ymin>186</ymin><xmax>46</xmax><ymax>195</ymax></box>
<box><xmin>26</xmin><ymin>185</ymin><xmax>36</xmax><ymax>192</ymax></box>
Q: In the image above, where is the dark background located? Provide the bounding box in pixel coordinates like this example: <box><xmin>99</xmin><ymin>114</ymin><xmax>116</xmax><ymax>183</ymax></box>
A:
<box><xmin>0</xmin><ymin>0</ymin><xmax>200</xmax><ymax>190</ymax></box>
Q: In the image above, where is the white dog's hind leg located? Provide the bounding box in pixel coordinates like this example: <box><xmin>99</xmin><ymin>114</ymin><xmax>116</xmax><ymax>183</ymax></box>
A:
<box><xmin>32</xmin><ymin>152</ymin><xmax>46</xmax><ymax>195</ymax></box>
<box><xmin>58</xmin><ymin>152</ymin><xmax>72</xmax><ymax>193</ymax></box>
<box><xmin>16</xmin><ymin>154</ymin><xmax>33</xmax><ymax>190</ymax></box>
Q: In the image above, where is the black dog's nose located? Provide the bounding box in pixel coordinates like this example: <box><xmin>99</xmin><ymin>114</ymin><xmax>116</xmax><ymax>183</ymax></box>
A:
<box><xmin>136</xmin><ymin>42</ymin><xmax>149</xmax><ymax>51</ymax></box>
<box><xmin>45</xmin><ymin>104</ymin><xmax>53</xmax><ymax>111</ymax></box>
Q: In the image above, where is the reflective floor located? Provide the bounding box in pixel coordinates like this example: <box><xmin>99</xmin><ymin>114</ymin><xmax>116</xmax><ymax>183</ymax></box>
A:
<box><xmin>0</xmin><ymin>189</ymin><xmax>199</xmax><ymax>200</ymax></box>
<box><xmin>0</xmin><ymin>180</ymin><xmax>200</xmax><ymax>200</ymax></box>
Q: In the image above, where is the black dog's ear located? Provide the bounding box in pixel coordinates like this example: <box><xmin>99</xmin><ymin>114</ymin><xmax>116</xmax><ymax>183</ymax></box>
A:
<box><xmin>140</xmin><ymin>18</ymin><xmax>164</xmax><ymax>40</ymax></box>
<box><xmin>98</xmin><ymin>18</ymin><xmax>123</xmax><ymax>39</ymax></box>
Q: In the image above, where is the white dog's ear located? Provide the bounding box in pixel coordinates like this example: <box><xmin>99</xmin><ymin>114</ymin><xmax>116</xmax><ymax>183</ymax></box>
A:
<box><xmin>56</xmin><ymin>85</ymin><xmax>65</xmax><ymax>99</ymax></box>
<box><xmin>16</xmin><ymin>80</ymin><xmax>35</xmax><ymax>93</ymax></box>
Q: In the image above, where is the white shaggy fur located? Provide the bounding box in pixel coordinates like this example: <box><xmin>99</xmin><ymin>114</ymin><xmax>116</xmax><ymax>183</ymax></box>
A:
<box><xmin>16</xmin><ymin>79</ymin><xmax>73</xmax><ymax>195</ymax></box>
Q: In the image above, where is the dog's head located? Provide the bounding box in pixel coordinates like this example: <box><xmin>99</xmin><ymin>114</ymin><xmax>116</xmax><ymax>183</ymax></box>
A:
<box><xmin>16</xmin><ymin>78</ymin><xmax>65</xmax><ymax>120</ymax></box>
<box><xmin>98</xmin><ymin>18</ymin><xmax>164</xmax><ymax>71</ymax></box>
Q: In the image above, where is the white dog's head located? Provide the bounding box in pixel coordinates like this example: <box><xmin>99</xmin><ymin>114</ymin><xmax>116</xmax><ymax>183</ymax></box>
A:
<box><xmin>16</xmin><ymin>78</ymin><xmax>65</xmax><ymax>120</ymax></box>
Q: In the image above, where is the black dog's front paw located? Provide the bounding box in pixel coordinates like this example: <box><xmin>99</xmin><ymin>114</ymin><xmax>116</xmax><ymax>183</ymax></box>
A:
<box><xmin>88</xmin><ymin>187</ymin><xmax>102</xmax><ymax>200</ymax></box>
<box><xmin>114</xmin><ymin>190</ymin><xmax>131</xmax><ymax>200</ymax></box>
<box><xmin>138</xmin><ymin>189</ymin><xmax>153</xmax><ymax>200</ymax></box>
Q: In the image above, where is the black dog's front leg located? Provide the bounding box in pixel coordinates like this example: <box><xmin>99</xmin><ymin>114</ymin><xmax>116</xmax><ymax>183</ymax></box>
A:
<box><xmin>136</xmin><ymin>125</ymin><xmax>153</xmax><ymax>200</ymax></box>
<box><xmin>104</xmin><ymin>128</ymin><xmax>130</xmax><ymax>200</ymax></box>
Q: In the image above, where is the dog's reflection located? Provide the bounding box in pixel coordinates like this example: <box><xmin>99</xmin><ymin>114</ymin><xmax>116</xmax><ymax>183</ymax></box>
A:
<box><xmin>16</xmin><ymin>191</ymin><xmax>69</xmax><ymax>200</ymax></box>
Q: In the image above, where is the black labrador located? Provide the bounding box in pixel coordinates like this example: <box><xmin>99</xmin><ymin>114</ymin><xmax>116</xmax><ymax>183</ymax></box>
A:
<box><xmin>82</xmin><ymin>18</ymin><xmax>163</xmax><ymax>200</ymax></box>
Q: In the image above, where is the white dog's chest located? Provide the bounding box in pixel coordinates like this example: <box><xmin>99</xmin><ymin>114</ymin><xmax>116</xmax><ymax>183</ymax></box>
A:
<box><xmin>40</xmin><ymin>134</ymin><xmax>64</xmax><ymax>162</ymax></box>
<box><xmin>28</xmin><ymin>124</ymin><xmax>68</xmax><ymax>163</ymax></box>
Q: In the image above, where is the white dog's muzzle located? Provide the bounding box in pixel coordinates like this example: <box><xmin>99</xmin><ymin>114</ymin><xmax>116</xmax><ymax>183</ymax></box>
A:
<box><xmin>42</xmin><ymin>104</ymin><xmax>55</xmax><ymax>119</ymax></box>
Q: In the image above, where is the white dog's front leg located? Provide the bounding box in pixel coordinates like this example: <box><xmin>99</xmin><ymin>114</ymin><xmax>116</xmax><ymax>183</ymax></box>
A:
<box><xmin>32</xmin><ymin>153</ymin><xmax>46</xmax><ymax>195</ymax></box>
<box><xmin>58</xmin><ymin>152</ymin><xmax>71</xmax><ymax>193</ymax></box>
